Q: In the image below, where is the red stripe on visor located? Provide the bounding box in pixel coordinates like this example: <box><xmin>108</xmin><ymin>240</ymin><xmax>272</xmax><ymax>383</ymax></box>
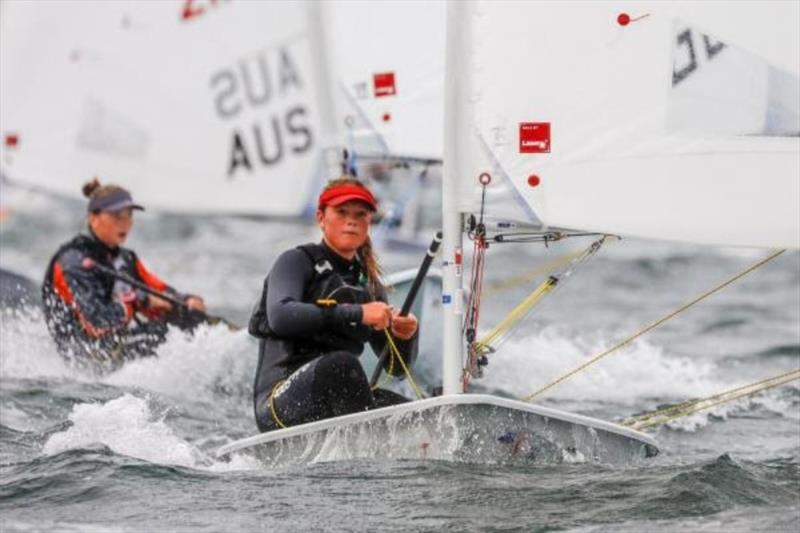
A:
<box><xmin>317</xmin><ymin>185</ymin><xmax>377</xmax><ymax>211</ymax></box>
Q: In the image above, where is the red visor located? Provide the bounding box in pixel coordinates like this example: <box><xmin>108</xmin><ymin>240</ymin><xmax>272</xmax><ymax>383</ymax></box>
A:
<box><xmin>318</xmin><ymin>184</ymin><xmax>377</xmax><ymax>211</ymax></box>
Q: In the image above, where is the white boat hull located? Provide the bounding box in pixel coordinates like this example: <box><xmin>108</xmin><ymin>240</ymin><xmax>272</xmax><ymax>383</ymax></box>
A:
<box><xmin>217</xmin><ymin>394</ymin><xmax>658</xmax><ymax>466</ymax></box>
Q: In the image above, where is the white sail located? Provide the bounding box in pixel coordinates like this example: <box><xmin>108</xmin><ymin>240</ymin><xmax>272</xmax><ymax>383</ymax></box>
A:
<box><xmin>452</xmin><ymin>1</ymin><xmax>800</xmax><ymax>249</ymax></box>
<box><xmin>319</xmin><ymin>0</ymin><xmax>445</xmax><ymax>162</ymax></box>
<box><xmin>0</xmin><ymin>0</ymin><xmax>325</xmax><ymax>216</ymax></box>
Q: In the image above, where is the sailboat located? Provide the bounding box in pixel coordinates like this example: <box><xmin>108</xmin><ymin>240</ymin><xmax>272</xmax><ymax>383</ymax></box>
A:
<box><xmin>0</xmin><ymin>1</ymin><xmax>333</xmax><ymax>216</ymax></box>
<box><xmin>213</xmin><ymin>0</ymin><xmax>791</xmax><ymax>466</ymax></box>
<box><xmin>0</xmin><ymin>0</ymin><xmax>445</xmax><ymax>238</ymax></box>
<box><xmin>0</xmin><ymin>0</ymin><xmax>449</xmax><ymax>251</ymax></box>
<box><xmin>313</xmin><ymin>0</ymin><xmax>446</xmax><ymax>247</ymax></box>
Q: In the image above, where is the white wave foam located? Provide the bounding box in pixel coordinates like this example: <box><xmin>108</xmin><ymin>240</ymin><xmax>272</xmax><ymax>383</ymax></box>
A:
<box><xmin>103</xmin><ymin>324</ymin><xmax>255</xmax><ymax>401</ymax></box>
<box><xmin>479</xmin><ymin>324</ymin><xmax>800</xmax><ymax>432</ymax></box>
<box><xmin>0</xmin><ymin>307</ymin><xmax>75</xmax><ymax>379</ymax></box>
<box><xmin>43</xmin><ymin>393</ymin><xmax>260</xmax><ymax>471</ymax></box>
<box><xmin>482</xmin><ymin>325</ymin><xmax>725</xmax><ymax>404</ymax></box>
<box><xmin>0</xmin><ymin>308</ymin><xmax>255</xmax><ymax>403</ymax></box>
<box><xmin>43</xmin><ymin>394</ymin><xmax>198</xmax><ymax>466</ymax></box>
<box><xmin>660</xmin><ymin>384</ymin><xmax>800</xmax><ymax>432</ymax></box>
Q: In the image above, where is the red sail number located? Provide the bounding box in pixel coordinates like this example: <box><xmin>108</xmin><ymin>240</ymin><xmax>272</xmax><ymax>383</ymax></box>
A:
<box><xmin>181</xmin><ymin>0</ymin><xmax>227</xmax><ymax>22</ymax></box>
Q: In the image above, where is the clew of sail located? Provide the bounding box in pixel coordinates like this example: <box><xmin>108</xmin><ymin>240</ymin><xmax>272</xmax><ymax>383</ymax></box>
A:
<box><xmin>452</xmin><ymin>1</ymin><xmax>800</xmax><ymax>249</ymax></box>
<box><xmin>0</xmin><ymin>0</ymin><xmax>326</xmax><ymax>216</ymax></box>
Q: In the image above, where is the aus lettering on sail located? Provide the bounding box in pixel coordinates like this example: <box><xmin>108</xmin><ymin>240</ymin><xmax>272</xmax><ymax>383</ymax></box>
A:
<box><xmin>209</xmin><ymin>43</ymin><xmax>316</xmax><ymax>179</ymax></box>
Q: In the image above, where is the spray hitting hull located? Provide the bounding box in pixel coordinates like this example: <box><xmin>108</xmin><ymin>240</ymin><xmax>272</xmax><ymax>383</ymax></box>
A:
<box><xmin>217</xmin><ymin>394</ymin><xmax>658</xmax><ymax>467</ymax></box>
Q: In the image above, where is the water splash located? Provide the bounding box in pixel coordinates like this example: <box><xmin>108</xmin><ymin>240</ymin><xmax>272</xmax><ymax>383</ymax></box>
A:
<box><xmin>661</xmin><ymin>384</ymin><xmax>800</xmax><ymax>432</ymax></box>
<box><xmin>483</xmin><ymin>324</ymin><xmax>724</xmax><ymax>404</ymax></box>
<box><xmin>104</xmin><ymin>325</ymin><xmax>255</xmax><ymax>402</ymax></box>
<box><xmin>43</xmin><ymin>393</ymin><xmax>259</xmax><ymax>471</ymax></box>
<box><xmin>0</xmin><ymin>307</ymin><xmax>74</xmax><ymax>379</ymax></box>
<box><xmin>0</xmin><ymin>307</ymin><xmax>255</xmax><ymax>404</ymax></box>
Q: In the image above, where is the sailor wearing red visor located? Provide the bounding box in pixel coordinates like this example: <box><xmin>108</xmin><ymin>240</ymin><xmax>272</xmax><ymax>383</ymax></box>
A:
<box><xmin>249</xmin><ymin>177</ymin><xmax>419</xmax><ymax>432</ymax></box>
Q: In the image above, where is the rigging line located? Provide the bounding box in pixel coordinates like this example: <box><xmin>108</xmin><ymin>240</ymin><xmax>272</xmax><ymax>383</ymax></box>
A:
<box><xmin>623</xmin><ymin>368</ymin><xmax>800</xmax><ymax>428</ymax></box>
<box><xmin>463</xmin><ymin>236</ymin><xmax>488</xmax><ymax>389</ymax></box>
<box><xmin>476</xmin><ymin>277</ymin><xmax>557</xmax><ymax>354</ymax></box>
<box><xmin>463</xmin><ymin>176</ymin><xmax>491</xmax><ymax>355</ymax></box>
<box><xmin>381</xmin><ymin>329</ymin><xmax>425</xmax><ymax>400</ymax></box>
<box><xmin>476</xmin><ymin>237</ymin><xmax>608</xmax><ymax>355</ymax></box>
<box><xmin>483</xmin><ymin>247</ymin><xmax>587</xmax><ymax>296</ymax></box>
<box><xmin>523</xmin><ymin>249</ymin><xmax>787</xmax><ymax>402</ymax></box>
<box><xmin>623</xmin><ymin>368</ymin><xmax>800</xmax><ymax>431</ymax></box>
<box><xmin>492</xmin><ymin>231</ymin><xmax>606</xmax><ymax>244</ymax></box>
<box><xmin>370</xmin><ymin>338</ymin><xmax>396</xmax><ymax>392</ymax></box>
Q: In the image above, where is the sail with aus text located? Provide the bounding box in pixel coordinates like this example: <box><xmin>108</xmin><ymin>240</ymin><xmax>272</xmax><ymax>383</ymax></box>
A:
<box><xmin>0</xmin><ymin>0</ymin><xmax>323</xmax><ymax>216</ymax></box>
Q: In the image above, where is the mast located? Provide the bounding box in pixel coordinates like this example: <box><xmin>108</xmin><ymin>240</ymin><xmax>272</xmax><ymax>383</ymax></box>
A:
<box><xmin>441</xmin><ymin>0</ymin><xmax>470</xmax><ymax>395</ymax></box>
<box><xmin>306</xmin><ymin>0</ymin><xmax>339</xmax><ymax>152</ymax></box>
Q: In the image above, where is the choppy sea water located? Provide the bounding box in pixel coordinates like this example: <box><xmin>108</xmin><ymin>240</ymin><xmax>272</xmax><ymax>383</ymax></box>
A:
<box><xmin>1</xmin><ymin>183</ymin><xmax>798</xmax><ymax>532</ymax></box>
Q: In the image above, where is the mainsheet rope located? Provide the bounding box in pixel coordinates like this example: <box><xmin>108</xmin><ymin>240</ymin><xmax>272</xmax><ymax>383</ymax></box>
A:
<box><xmin>523</xmin><ymin>249</ymin><xmax>787</xmax><ymax>402</ymax></box>
<box><xmin>622</xmin><ymin>368</ymin><xmax>800</xmax><ymax>430</ymax></box>
<box><xmin>371</xmin><ymin>329</ymin><xmax>425</xmax><ymax>400</ymax></box>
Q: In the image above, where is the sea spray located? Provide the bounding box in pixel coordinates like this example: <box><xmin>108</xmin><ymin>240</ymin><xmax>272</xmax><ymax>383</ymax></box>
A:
<box><xmin>0</xmin><ymin>306</ymin><xmax>73</xmax><ymax>380</ymax></box>
<box><xmin>42</xmin><ymin>393</ymin><xmax>259</xmax><ymax>471</ymax></box>
<box><xmin>104</xmin><ymin>324</ymin><xmax>255</xmax><ymax>403</ymax></box>
<box><xmin>483</xmin><ymin>324</ymin><xmax>723</xmax><ymax>404</ymax></box>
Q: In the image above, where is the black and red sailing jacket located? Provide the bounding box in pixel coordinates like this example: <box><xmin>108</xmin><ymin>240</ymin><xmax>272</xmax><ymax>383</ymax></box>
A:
<box><xmin>42</xmin><ymin>232</ymin><xmax>179</xmax><ymax>345</ymax></box>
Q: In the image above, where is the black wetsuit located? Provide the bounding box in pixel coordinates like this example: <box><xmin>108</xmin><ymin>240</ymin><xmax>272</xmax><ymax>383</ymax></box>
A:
<box><xmin>250</xmin><ymin>241</ymin><xmax>418</xmax><ymax>432</ymax></box>
<box><xmin>42</xmin><ymin>232</ymin><xmax>205</xmax><ymax>371</ymax></box>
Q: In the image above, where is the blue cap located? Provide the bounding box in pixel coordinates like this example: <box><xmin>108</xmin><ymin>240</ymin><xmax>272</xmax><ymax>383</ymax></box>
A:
<box><xmin>87</xmin><ymin>190</ymin><xmax>144</xmax><ymax>213</ymax></box>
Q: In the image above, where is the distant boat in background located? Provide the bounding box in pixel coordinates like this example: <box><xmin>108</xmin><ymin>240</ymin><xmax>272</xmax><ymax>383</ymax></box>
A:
<box><xmin>1</xmin><ymin>1</ymin><xmax>321</xmax><ymax>216</ymax></box>
<box><xmin>0</xmin><ymin>0</ymin><xmax>444</xmax><ymax>246</ymax></box>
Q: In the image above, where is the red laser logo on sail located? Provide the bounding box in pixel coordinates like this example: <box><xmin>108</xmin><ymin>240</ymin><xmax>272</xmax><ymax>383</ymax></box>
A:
<box><xmin>519</xmin><ymin>123</ymin><xmax>550</xmax><ymax>154</ymax></box>
<box><xmin>373</xmin><ymin>72</ymin><xmax>397</xmax><ymax>98</ymax></box>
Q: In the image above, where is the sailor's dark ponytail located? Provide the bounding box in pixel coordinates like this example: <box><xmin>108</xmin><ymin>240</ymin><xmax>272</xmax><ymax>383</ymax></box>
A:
<box><xmin>82</xmin><ymin>178</ymin><xmax>132</xmax><ymax>213</ymax></box>
<box><xmin>82</xmin><ymin>177</ymin><xmax>102</xmax><ymax>198</ymax></box>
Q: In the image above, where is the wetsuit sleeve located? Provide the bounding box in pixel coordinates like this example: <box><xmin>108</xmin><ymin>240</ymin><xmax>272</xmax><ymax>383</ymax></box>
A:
<box><xmin>134</xmin><ymin>258</ymin><xmax>169</xmax><ymax>292</ymax></box>
<box><xmin>367</xmin><ymin>290</ymin><xmax>419</xmax><ymax>377</ymax></box>
<box><xmin>132</xmin><ymin>255</ymin><xmax>183</xmax><ymax>299</ymax></box>
<box><xmin>56</xmin><ymin>248</ymin><xmax>130</xmax><ymax>333</ymax></box>
<box><xmin>266</xmin><ymin>249</ymin><xmax>363</xmax><ymax>336</ymax></box>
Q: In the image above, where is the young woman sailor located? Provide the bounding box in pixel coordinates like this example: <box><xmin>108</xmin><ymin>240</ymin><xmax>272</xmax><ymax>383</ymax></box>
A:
<box><xmin>249</xmin><ymin>177</ymin><xmax>419</xmax><ymax>432</ymax></box>
<box><xmin>42</xmin><ymin>179</ymin><xmax>208</xmax><ymax>371</ymax></box>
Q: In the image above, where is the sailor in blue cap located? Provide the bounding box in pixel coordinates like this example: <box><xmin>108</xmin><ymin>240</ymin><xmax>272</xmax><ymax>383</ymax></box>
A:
<box><xmin>42</xmin><ymin>178</ymin><xmax>207</xmax><ymax>371</ymax></box>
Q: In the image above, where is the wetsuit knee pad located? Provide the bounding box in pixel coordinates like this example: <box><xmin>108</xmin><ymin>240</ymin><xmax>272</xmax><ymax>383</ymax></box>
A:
<box><xmin>257</xmin><ymin>352</ymin><xmax>371</xmax><ymax>431</ymax></box>
<box><xmin>312</xmin><ymin>352</ymin><xmax>372</xmax><ymax>415</ymax></box>
<box><xmin>313</xmin><ymin>351</ymin><xmax>367</xmax><ymax>388</ymax></box>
